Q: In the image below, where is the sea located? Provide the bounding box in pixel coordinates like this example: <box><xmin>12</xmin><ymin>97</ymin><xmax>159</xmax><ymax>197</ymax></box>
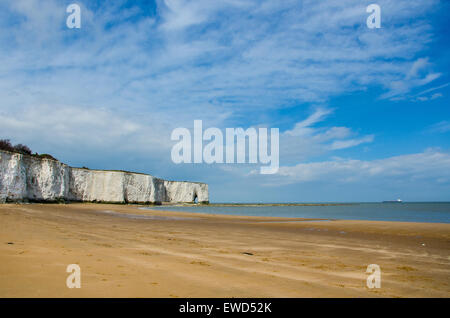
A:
<box><xmin>144</xmin><ymin>202</ymin><xmax>450</xmax><ymax>223</ymax></box>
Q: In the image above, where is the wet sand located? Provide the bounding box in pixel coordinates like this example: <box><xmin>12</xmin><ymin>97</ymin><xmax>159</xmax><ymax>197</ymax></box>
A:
<box><xmin>0</xmin><ymin>203</ymin><xmax>449</xmax><ymax>297</ymax></box>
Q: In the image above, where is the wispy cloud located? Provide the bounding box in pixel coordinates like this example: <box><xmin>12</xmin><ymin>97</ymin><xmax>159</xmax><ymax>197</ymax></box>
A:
<box><xmin>416</xmin><ymin>82</ymin><xmax>450</xmax><ymax>96</ymax></box>
<box><xmin>273</xmin><ymin>149</ymin><xmax>450</xmax><ymax>185</ymax></box>
<box><xmin>280</xmin><ymin>108</ymin><xmax>374</xmax><ymax>164</ymax></box>
<box><xmin>0</xmin><ymin>0</ymin><xmax>448</xmax><ymax>200</ymax></box>
<box><xmin>380</xmin><ymin>57</ymin><xmax>442</xmax><ymax>100</ymax></box>
<box><xmin>329</xmin><ymin>135</ymin><xmax>374</xmax><ymax>150</ymax></box>
<box><xmin>410</xmin><ymin>82</ymin><xmax>449</xmax><ymax>101</ymax></box>
<box><xmin>0</xmin><ymin>103</ymin><xmax>170</xmax><ymax>163</ymax></box>
<box><xmin>427</xmin><ymin>121</ymin><xmax>450</xmax><ymax>134</ymax></box>
<box><xmin>0</xmin><ymin>0</ymin><xmax>441</xmax><ymax>121</ymax></box>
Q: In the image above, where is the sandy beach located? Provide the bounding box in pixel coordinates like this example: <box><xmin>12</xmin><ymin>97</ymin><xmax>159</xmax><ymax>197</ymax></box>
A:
<box><xmin>0</xmin><ymin>203</ymin><xmax>449</xmax><ymax>298</ymax></box>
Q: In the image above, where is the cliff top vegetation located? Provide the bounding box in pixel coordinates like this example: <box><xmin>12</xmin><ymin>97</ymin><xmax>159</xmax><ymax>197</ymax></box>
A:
<box><xmin>0</xmin><ymin>139</ymin><xmax>57</xmax><ymax>161</ymax></box>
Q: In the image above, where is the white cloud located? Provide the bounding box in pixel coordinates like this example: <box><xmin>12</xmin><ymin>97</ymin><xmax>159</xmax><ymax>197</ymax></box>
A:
<box><xmin>159</xmin><ymin>0</ymin><xmax>251</xmax><ymax>31</ymax></box>
<box><xmin>274</xmin><ymin>149</ymin><xmax>450</xmax><ymax>185</ymax></box>
<box><xmin>407</xmin><ymin>58</ymin><xmax>430</xmax><ymax>79</ymax></box>
<box><xmin>329</xmin><ymin>135</ymin><xmax>374</xmax><ymax>150</ymax></box>
<box><xmin>428</xmin><ymin>121</ymin><xmax>450</xmax><ymax>134</ymax></box>
<box><xmin>0</xmin><ymin>103</ymin><xmax>170</xmax><ymax>158</ymax></box>
<box><xmin>416</xmin><ymin>92</ymin><xmax>443</xmax><ymax>102</ymax></box>
<box><xmin>285</xmin><ymin>108</ymin><xmax>333</xmax><ymax>137</ymax></box>
<box><xmin>159</xmin><ymin>0</ymin><xmax>207</xmax><ymax>30</ymax></box>
<box><xmin>0</xmin><ymin>0</ymin><xmax>441</xmax><ymax>121</ymax></box>
<box><xmin>381</xmin><ymin>58</ymin><xmax>442</xmax><ymax>100</ymax></box>
<box><xmin>0</xmin><ymin>0</ymin><xmax>446</xmax><ymax>195</ymax></box>
<box><xmin>416</xmin><ymin>82</ymin><xmax>450</xmax><ymax>96</ymax></box>
<box><xmin>411</xmin><ymin>82</ymin><xmax>448</xmax><ymax>101</ymax></box>
<box><xmin>280</xmin><ymin>108</ymin><xmax>374</xmax><ymax>164</ymax></box>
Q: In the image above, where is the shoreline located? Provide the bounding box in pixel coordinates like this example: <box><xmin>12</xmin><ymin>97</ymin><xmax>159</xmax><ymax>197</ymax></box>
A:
<box><xmin>142</xmin><ymin>203</ymin><xmax>450</xmax><ymax>225</ymax></box>
<box><xmin>1</xmin><ymin>203</ymin><xmax>449</xmax><ymax>297</ymax></box>
<box><xmin>3</xmin><ymin>201</ymin><xmax>450</xmax><ymax>225</ymax></box>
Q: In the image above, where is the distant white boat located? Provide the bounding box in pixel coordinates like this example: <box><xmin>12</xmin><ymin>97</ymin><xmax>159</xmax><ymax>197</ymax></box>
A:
<box><xmin>382</xmin><ymin>199</ymin><xmax>403</xmax><ymax>203</ymax></box>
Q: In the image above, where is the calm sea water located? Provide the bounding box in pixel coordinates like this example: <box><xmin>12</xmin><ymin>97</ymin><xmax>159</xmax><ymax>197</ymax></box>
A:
<box><xmin>145</xmin><ymin>203</ymin><xmax>450</xmax><ymax>223</ymax></box>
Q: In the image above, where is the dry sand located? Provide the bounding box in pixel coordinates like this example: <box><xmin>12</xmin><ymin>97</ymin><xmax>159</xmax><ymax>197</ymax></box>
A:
<box><xmin>0</xmin><ymin>203</ymin><xmax>449</xmax><ymax>297</ymax></box>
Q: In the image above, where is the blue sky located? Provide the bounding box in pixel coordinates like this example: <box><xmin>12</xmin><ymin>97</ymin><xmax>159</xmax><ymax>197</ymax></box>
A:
<box><xmin>0</xmin><ymin>0</ymin><xmax>449</xmax><ymax>202</ymax></box>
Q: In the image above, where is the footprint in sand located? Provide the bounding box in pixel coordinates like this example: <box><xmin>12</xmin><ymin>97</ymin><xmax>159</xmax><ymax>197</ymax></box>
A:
<box><xmin>190</xmin><ymin>261</ymin><xmax>211</xmax><ymax>266</ymax></box>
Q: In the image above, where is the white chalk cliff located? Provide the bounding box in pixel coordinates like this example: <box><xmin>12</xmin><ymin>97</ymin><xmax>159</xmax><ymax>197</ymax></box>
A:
<box><xmin>0</xmin><ymin>150</ymin><xmax>208</xmax><ymax>204</ymax></box>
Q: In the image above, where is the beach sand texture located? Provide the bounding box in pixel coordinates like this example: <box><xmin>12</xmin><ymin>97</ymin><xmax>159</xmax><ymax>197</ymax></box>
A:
<box><xmin>0</xmin><ymin>203</ymin><xmax>449</xmax><ymax>297</ymax></box>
